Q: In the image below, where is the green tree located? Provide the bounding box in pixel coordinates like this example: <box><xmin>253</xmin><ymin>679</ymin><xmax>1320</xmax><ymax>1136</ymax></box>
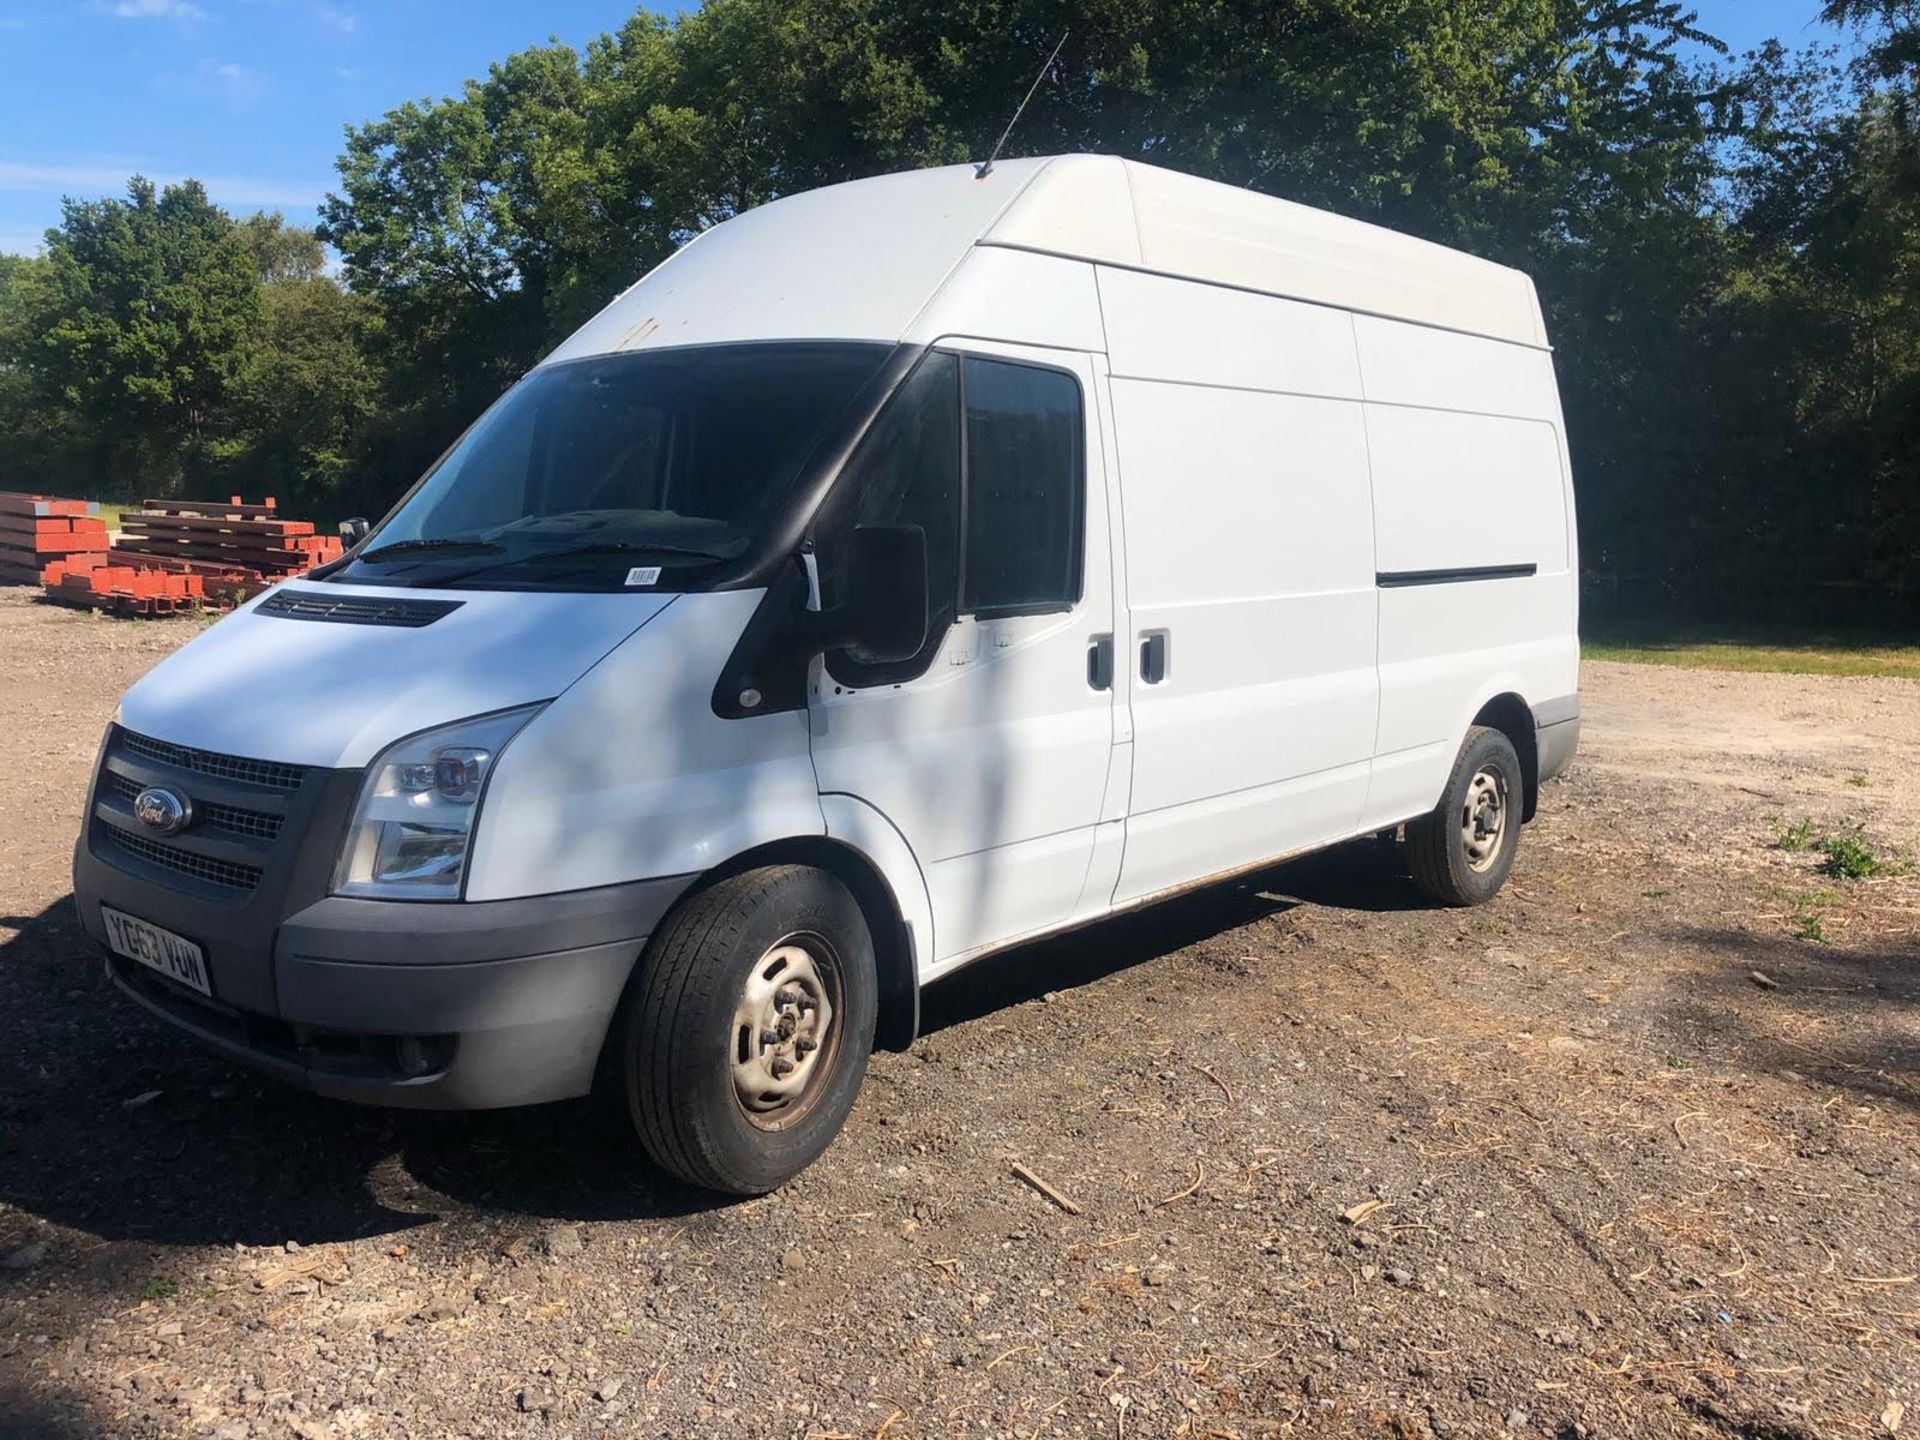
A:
<box><xmin>240</xmin><ymin>212</ymin><xmax>330</xmax><ymax>284</ymax></box>
<box><xmin>219</xmin><ymin>224</ymin><xmax>380</xmax><ymax>517</ymax></box>
<box><xmin>0</xmin><ymin>253</ymin><xmax>82</xmax><ymax>492</ymax></box>
<box><xmin>37</xmin><ymin>177</ymin><xmax>260</xmax><ymax>493</ymax></box>
<box><xmin>1820</xmin><ymin>0</ymin><xmax>1919</xmax><ymax>81</ymax></box>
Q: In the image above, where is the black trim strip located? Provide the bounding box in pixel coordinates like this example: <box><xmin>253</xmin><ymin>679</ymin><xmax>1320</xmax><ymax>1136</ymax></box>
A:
<box><xmin>1376</xmin><ymin>563</ymin><xmax>1538</xmax><ymax>589</ymax></box>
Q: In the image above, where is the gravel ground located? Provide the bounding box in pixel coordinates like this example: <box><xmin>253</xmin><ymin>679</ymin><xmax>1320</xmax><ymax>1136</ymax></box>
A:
<box><xmin>1</xmin><ymin>588</ymin><xmax>1916</xmax><ymax>1440</ymax></box>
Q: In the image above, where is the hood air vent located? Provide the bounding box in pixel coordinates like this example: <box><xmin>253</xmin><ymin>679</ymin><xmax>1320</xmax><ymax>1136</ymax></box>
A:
<box><xmin>256</xmin><ymin>589</ymin><xmax>464</xmax><ymax>628</ymax></box>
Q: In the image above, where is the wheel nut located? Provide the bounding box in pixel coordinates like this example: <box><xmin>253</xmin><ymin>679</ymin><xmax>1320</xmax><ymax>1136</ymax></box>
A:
<box><xmin>775</xmin><ymin>986</ymin><xmax>800</xmax><ymax>1007</ymax></box>
<box><xmin>794</xmin><ymin>1035</ymin><xmax>817</xmax><ymax>1054</ymax></box>
<box><xmin>770</xmin><ymin>1058</ymin><xmax>795</xmax><ymax>1078</ymax></box>
<box><xmin>760</xmin><ymin>1029</ymin><xmax>779</xmax><ymax>1047</ymax></box>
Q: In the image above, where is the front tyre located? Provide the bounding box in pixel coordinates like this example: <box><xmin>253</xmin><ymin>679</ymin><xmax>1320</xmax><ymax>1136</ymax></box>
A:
<box><xmin>620</xmin><ymin>865</ymin><xmax>877</xmax><ymax>1195</ymax></box>
<box><xmin>1406</xmin><ymin>726</ymin><xmax>1523</xmax><ymax>907</ymax></box>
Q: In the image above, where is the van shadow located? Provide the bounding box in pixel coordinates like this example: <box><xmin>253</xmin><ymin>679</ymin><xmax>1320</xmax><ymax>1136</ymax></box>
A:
<box><xmin>921</xmin><ymin>836</ymin><xmax>1426</xmax><ymax>1034</ymax></box>
<box><xmin>0</xmin><ymin>1386</ymin><xmax>105</xmax><ymax>1440</ymax></box>
<box><xmin>0</xmin><ymin>897</ymin><xmax>713</xmax><ymax>1250</ymax></box>
<box><xmin>0</xmin><ymin>840</ymin><xmax>1420</xmax><ymax>1246</ymax></box>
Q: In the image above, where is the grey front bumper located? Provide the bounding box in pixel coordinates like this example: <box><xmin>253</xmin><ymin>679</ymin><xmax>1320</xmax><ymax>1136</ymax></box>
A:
<box><xmin>77</xmin><ymin>839</ymin><xmax>695</xmax><ymax>1110</ymax></box>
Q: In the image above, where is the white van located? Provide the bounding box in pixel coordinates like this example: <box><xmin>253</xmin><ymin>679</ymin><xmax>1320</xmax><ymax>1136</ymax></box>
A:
<box><xmin>76</xmin><ymin>156</ymin><xmax>1579</xmax><ymax>1193</ymax></box>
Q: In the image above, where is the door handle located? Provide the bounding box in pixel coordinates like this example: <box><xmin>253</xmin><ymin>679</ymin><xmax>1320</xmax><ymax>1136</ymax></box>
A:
<box><xmin>1139</xmin><ymin>629</ymin><xmax>1169</xmax><ymax>685</ymax></box>
<box><xmin>1087</xmin><ymin>633</ymin><xmax>1114</xmax><ymax>691</ymax></box>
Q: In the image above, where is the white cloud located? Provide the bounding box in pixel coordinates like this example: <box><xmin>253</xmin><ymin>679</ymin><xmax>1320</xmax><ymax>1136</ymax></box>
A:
<box><xmin>109</xmin><ymin>0</ymin><xmax>205</xmax><ymax>18</ymax></box>
<box><xmin>318</xmin><ymin>5</ymin><xmax>355</xmax><ymax>33</ymax></box>
<box><xmin>201</xmin><ymin>57</ymin><xmax>267</xmax><ymax>103</ymax></box>
<box><xmin>0</xmin><ymin>161</ymin><xmax>326</xmax><ymax>211</ymax></box>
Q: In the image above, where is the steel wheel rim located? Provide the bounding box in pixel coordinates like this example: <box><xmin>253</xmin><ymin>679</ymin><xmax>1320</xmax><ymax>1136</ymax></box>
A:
<box><xmin>1459</xmin><ymin>766</ymin><xmax>1508</xmax><ymax>873</ymax></box>
<box><xmin>730</xmin><ymin>935</ymin><xmax>840</xmax><ymax>1131</ymax></box>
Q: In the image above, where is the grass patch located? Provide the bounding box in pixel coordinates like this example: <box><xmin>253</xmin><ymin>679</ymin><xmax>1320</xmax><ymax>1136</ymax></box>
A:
<box><xmin>1585</xmin><ymin>635</ymin><xmax>1920</xmax><ymax>679</ymax></box>
<box><xmin>1773</xmin><ymin>819</ymin><xmax>1906</xmax><ymax>881</ymax></box>
<box><xmin>1774</xmin><ymin>816</ymin><xmax>1815</xmax><ymax>853</ymax></box>
<box><xmin>1790</xmin><ymin>894</ymin><xmax>1832</xmax><ymax>944</ymax></box>
<box><xmin>92</xmin><ymin>500</ymin><xmax>136</xmax><ymax>533</ymax></box>
<box><xmin>1582</xmin><ymin>622</ymin><xmax>1920</xmax><ymax>683</ymax></box>
<box><xmin>1764</xmin><ymin>884</ymin><xmax>1840</xmax><ymax>944</ymax></box>
<box><xmin>138</xmin><ymin>1276</ymin><xmax>178</xmax><ymax>1301</ymax></box>
<box><xmin>1813</xmin><ymin>824</ymin><xmax>1910</xmax><ymax>880</ymax></box>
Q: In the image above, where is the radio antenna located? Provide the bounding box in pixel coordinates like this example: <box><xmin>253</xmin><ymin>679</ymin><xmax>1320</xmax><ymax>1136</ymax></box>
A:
<box><xmin>976</xmin><ymin>30</ymin><xmax>1069</xmax><ymax>179</ymax></box>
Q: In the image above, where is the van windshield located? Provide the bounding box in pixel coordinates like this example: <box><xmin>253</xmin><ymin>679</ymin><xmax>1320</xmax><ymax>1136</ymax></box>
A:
<box><xmin>333</xmin><ymin>342</ymin><xmax>889</xmax><ymax>590</ymax></box>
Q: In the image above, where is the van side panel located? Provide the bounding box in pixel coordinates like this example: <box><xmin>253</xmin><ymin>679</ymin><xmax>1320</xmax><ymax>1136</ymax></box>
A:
<box><xmin>1099</xmin><ymin>268</ymin><xmax>1379</xmax><ymax>903</ymax></box>
<box><xmin>467</xmin><ymin>591</ymin><xmax>827</xmax><ymax>901</ymax></box>
<box><xmin>1355</xmin><ymin>317</ymin><xmax>1579</xmax><ymax>831</ymax></box>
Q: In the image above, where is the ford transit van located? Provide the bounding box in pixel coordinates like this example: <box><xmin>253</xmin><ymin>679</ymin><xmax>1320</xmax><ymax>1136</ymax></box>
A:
<box><xmin>75</xmin><ymin>155</ymin><xmax>1580</xmax><ymax>1194</ymax></box>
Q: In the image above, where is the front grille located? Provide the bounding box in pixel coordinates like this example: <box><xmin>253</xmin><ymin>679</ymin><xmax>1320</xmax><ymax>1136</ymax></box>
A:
<box><xmin>256</xmin><ymin>589</ymin><xmax>463</xmax><ymax>628</ymax></box>
<box><xmin>104</xmin><ymin>772</ymin><xmax>283</xmax><ymax>841</ymax></box>
<box><xmin>96</xmin><ymin>825</ymin><xmax>264</xmax><ymax>892</ymax></box>
<box><xmin>118</xmin><ymin>730</ymin><xmax>307</xmax><ymax>793</ymax></box>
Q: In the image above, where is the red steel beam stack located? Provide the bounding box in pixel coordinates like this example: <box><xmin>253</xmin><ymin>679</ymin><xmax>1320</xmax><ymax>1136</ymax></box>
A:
<box><xmin>116</xmin><ymin>496</ymin><xmax>344</xmax><ymax>577</ymax></box>
<box><xmin>39</xmin><ymin>495</ymin><xmax>343</xmax><ymax>618</ymax></box>
<box><xmin>0</xmin><ymin>492</ymin><xmax>109</xmax><ymax>585</ymax></box>
<box><xmin>41</xmin><ymin>553</ymin><xmax>209</xmax><ymax>617</ymax></box>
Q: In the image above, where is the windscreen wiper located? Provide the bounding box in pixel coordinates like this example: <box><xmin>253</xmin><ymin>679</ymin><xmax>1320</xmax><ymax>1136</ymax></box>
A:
<box><xmin>524</xmin><ymin>541</ymin><xmax>733</xmax><ymax>563</ymax></box>
<box><xmin>356</xmin><ymin>537</ymin><xmax>505</xmax><ymax>564</ymax></box>
<box><xmin>428</xmin><ymin>540</ymin><xmax>734</xmax><ymax>587</ymax></box>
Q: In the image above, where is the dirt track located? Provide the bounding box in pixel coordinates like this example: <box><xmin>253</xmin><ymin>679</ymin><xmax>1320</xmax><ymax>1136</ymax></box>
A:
<box><xmin>1</xmin><ymin>589</ymin><xmax>1916</xmax><ymax>1440</ymax></box>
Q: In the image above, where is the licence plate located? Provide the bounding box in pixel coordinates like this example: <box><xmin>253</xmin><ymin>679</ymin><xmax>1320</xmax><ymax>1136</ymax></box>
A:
<box><xmin>101</xmin><ymin>905</ymin><xmax>211</xmax><ymax>997</ymax></box>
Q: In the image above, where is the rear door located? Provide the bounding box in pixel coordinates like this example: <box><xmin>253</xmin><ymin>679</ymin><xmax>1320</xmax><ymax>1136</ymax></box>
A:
<box><xmin>807</xmin><ymin>342</ymin><xmax>1121</xmax><ymax>969</ymax></box>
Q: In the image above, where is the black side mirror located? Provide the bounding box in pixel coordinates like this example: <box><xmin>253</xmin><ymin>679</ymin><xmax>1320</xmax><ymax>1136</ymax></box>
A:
<box><xmin>812</xmin><ymin>524</ymin><xmax>928</xmax><ymax>664</ymax></box>
<box><xmin>339</xmin><ymin>517</ymin><xmax>371</xmax><ymax>546</ymax></box>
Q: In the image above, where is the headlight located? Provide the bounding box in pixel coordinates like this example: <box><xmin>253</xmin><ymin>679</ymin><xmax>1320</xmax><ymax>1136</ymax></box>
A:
<box><xmin>333</xmin><ymin>705</ymin><xmax>544</xmax><ymax>900</ymax></box>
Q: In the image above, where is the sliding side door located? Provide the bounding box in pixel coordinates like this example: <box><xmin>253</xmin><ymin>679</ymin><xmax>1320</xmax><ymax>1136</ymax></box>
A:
<box><xmin>1100</xmin><ymin>268</ymin><xmax>1380</xmax><ymax>904</ymax></box>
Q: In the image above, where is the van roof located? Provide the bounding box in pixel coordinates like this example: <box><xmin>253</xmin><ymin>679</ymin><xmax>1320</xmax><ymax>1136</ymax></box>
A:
<box><xmin>544</xmin><ymin>155</ymin><xmax>1546</xmax><ymax>367</ymax></box>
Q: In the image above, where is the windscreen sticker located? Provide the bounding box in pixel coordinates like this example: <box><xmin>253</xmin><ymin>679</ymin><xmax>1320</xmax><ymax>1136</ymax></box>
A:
<box><xmin>625</xmin><ymin>566</ymin><xmax>663</xmax><ymax>587</ymax></box>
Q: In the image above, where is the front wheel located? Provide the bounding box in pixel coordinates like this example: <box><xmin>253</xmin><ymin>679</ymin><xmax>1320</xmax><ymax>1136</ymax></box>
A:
<box><xmin>618</xmin><ymin>865</ymin><xmax>877</xmax><ymax>1195</ymax></box>
<box><xmin>1406</xmin><ymin>726</ymin><xmax>1523</xmax><ymax>907</ymax></box>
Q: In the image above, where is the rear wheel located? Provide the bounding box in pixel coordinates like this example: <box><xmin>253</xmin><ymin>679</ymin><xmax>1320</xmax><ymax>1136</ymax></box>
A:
<box><xmin>1406</xmin><ymin>726</ymin><xmax>1522</xmax><ymax>907</ymax></box>
<box><xmin>619</xmin><ymin>865</ymin><xmax>876</xmax><ymax>1195</ymax></box>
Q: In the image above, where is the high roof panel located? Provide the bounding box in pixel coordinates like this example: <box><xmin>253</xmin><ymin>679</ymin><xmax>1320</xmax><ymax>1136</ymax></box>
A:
<box><xmin>542</xmin><ymin>154</ymin><xmax>1546</xmax><ymax>366</ymax></box>
<box><xmin>988</xmin><ymin>156</ymin><xmax>1546</xmax><ymax>349</ymax></box>
<box><xmin>542</xmin><ymin>159</ymin><xmax>1049</xmax><ymax>364</ymax></box>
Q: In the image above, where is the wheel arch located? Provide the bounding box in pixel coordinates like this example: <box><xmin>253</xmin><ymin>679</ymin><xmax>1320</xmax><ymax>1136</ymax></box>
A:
<box><xmin>699</xmin><ymin>827</ymin><xmax>925</xmax><ymax>1053</ymax></box>
<box><xmin>1468</xmin><ymin>691</ymin><xmax>1540</xmax><ymax>821</ymax></box>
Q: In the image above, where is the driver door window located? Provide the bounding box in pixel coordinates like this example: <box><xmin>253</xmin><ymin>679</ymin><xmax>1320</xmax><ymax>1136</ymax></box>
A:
<box><xmin>819</xmin><ymin>349</ymin><xmax>1086</xmax><ymax>687</ymax></box>
<box><xmin>818</xmin><ymin>352</ymin><xmax>961</xmax><ymax>687</ymax></box>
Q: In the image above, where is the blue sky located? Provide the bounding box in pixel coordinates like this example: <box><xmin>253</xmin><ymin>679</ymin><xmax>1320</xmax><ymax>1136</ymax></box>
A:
<box><xmin>0</xmin><ymin>0</ymin><xmax>1850</xmax><ymax>257</ymax></box>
